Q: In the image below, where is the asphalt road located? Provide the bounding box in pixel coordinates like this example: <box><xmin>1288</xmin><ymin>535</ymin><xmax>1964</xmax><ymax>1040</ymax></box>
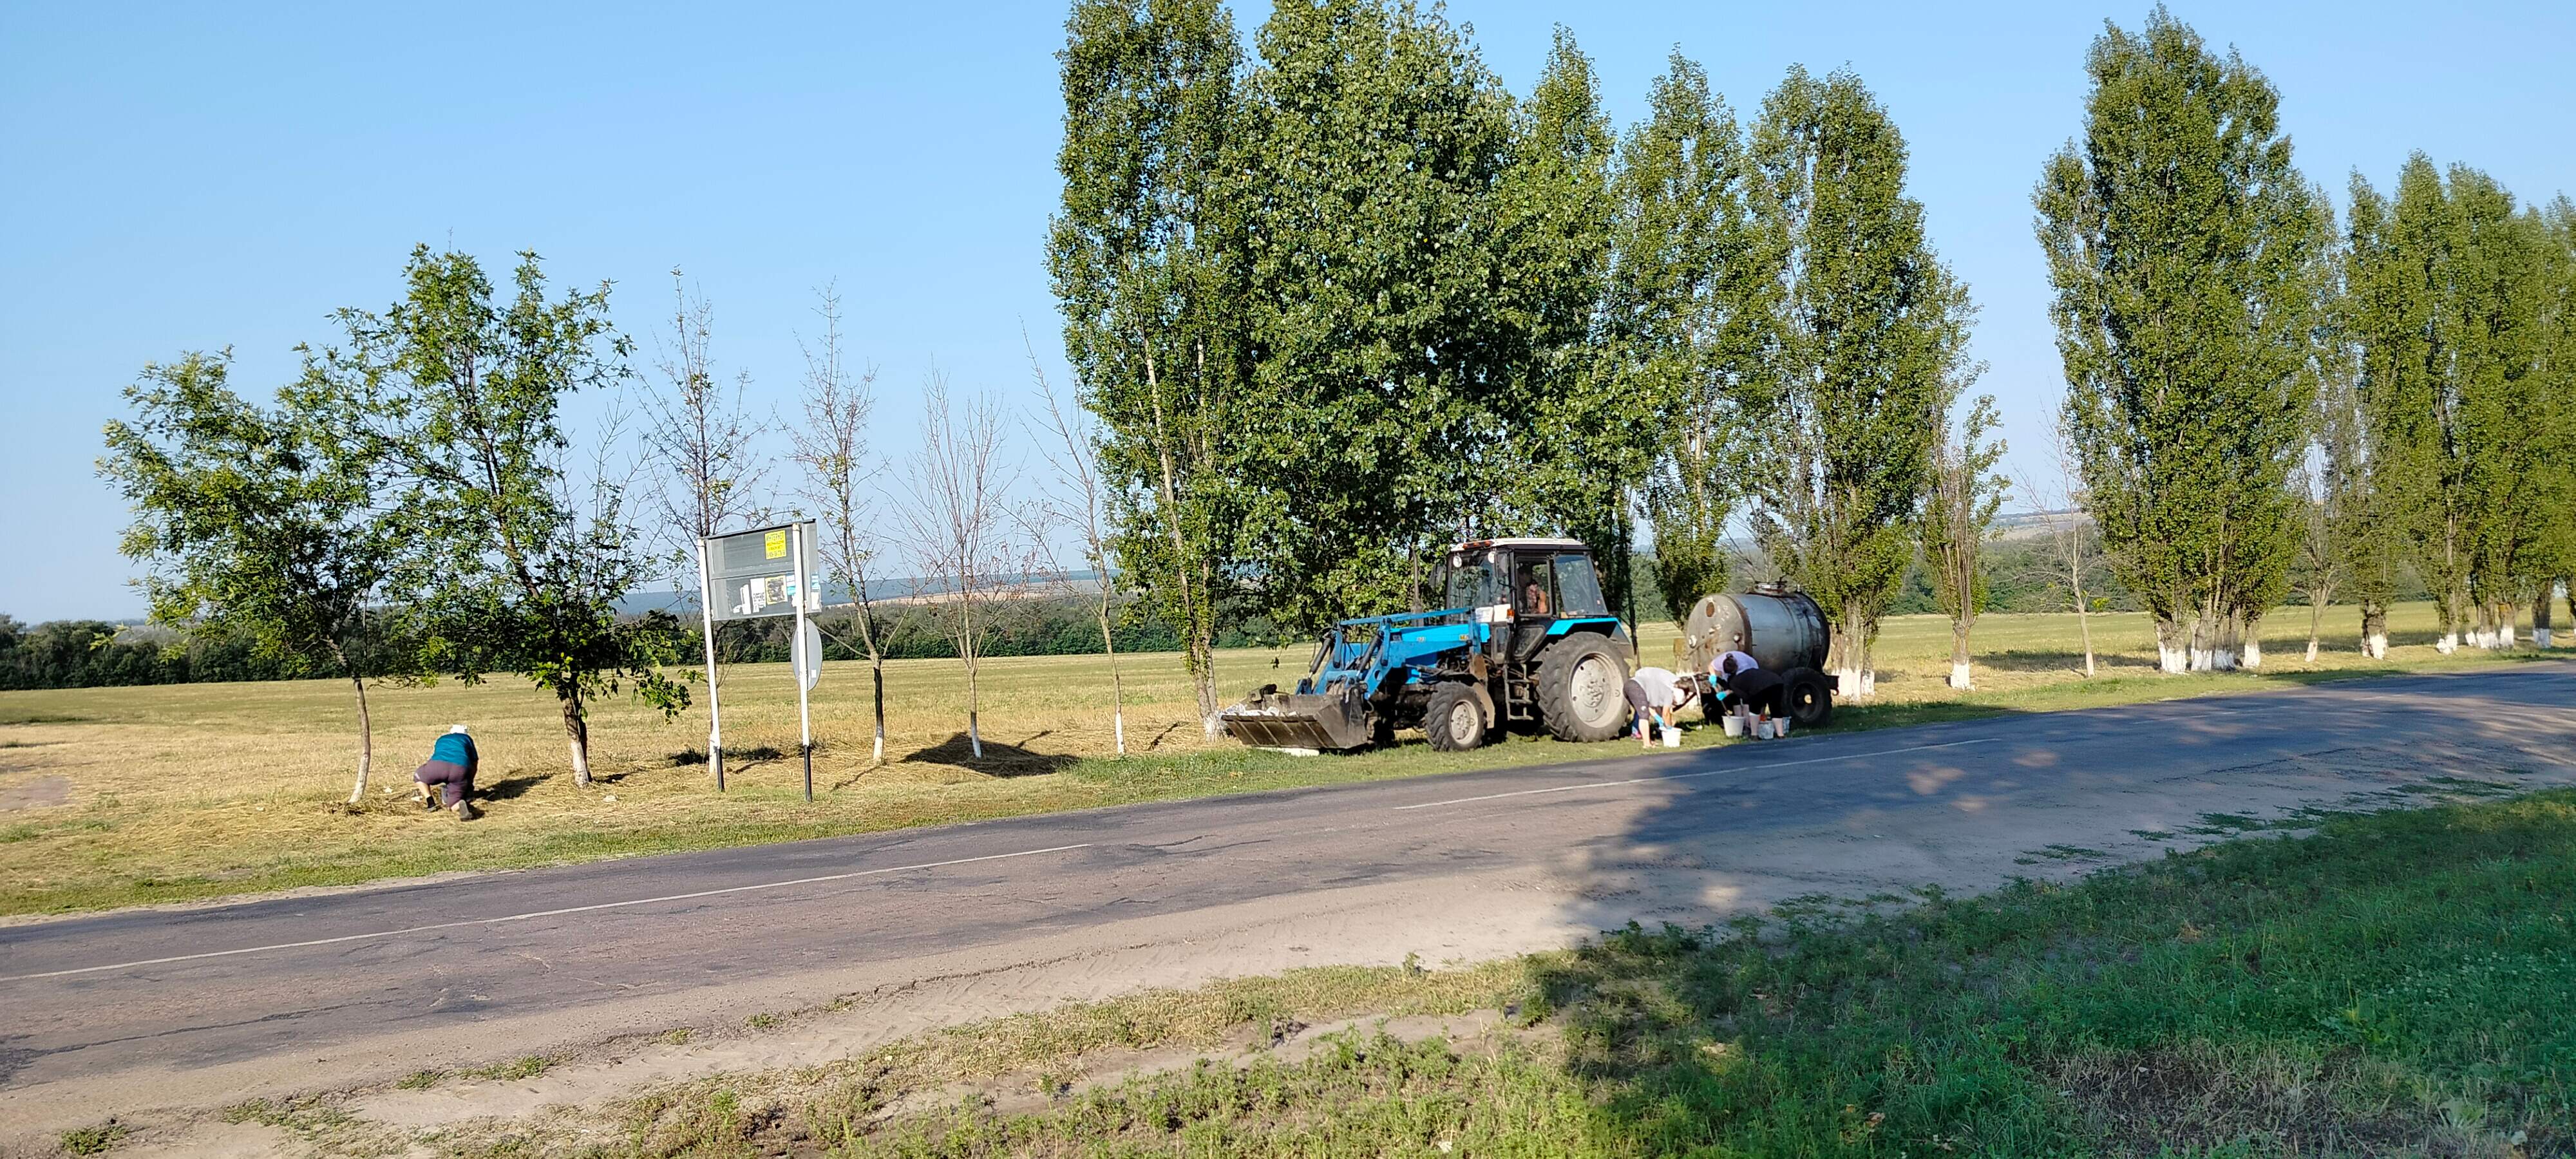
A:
<box><xmin>5</xmin><ymin>662</ymin><xmax>2573</xmax><ymax>1135</ymax></box>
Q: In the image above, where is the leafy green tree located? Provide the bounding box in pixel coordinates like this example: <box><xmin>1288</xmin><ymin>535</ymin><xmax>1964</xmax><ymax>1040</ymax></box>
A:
<box><xmin>1918</xmin><ymin>394</ymin><xmax>2007</xmax><ymax>689</ymax></box>
<box><xmin>314</xmin><ymin>247</ymin><xmax>688</xmax><ymax>786</ymax></box>
<box><xmin>1602</xmin><ymin>52</ymin><xmax>1776</xmax><ymax>626</ymax></box>
<box><xmin>1750</xmin><ymin>66</ymin><xmax>1975</xmax><ymax>695</ymax></box>
<box><xmin>100</xmin><ymin>352</ymin><xmax>426</xmax><ymax>804</ymax></box>
<box><xmin>2035</xmin><ymin>11</ymin><xmax>2330</xmax><ymax>672</ymax></box>
<box><xmin>2536</xmin><ymin>198</ymin><xmax>2576</xmax><ymax>647</ymax></box>
<box><xmin>2349</xmin><ymin>159</ymin><xmax>2553</xmax><ymax>651</ymax></box>
<box><xmin>1050</xmin><ymin>0</ymin><xmax>1246</xmax><ymax>734</ymax></box>
<box><xmin>1485</xmin><ymin>28</ymin><xmax>1636</xmax><ymax>610</ymax></box>
<box><xmin>1232</xmin><ymin>0</ymin><xmax>1526</xmax><ymax>627</ymax></box>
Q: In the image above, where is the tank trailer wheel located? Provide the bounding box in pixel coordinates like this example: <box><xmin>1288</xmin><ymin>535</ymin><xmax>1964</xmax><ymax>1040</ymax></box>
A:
<box><xmin>1783</xmin><ymin>666</ymin><xmax>1833</xmax><ymax>729</ymax></box>
<box><xmin>1538</xmin><ymin>636</ymin><xmax>1629</xmax><ymax>743</ymax></box>
<box><xmin>1423</xmin><ymin>681</ymin><xmax>1486</xmax><ymax>751</ymax></box>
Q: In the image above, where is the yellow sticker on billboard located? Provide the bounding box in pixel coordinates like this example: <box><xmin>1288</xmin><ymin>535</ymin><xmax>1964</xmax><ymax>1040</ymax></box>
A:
<box><xmin>765</xmin><ymin>530</ymin><xmax>787</xmax><ymax>559</ymax></box>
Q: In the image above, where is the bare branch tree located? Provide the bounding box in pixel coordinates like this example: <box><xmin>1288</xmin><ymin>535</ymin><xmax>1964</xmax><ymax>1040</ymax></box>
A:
<box><xmin>2016</xmin><ymin>413</ymin><xmax>2102</xmax><ymax>678</ymax></box>
<box><xmin>1021</xmin><ymin>328</ymin><xmax>1126</xmax><ymax>755</ymax></box>
<box><xmin>891</xmin><ymin>373</ymin><xmax>1024</xmax><ymax>760</ymax></box>
<box><xmin>641</xmin><ymin>269</ymin><xmax>773</xmax><ymax>553</ymax></box>
<box><xmin>789</xmin><ymin>283</ymin><xmax>890</xmax><ymax>762</ymax></box>
<box><xmin>638</xmin><ymin>269</ymin><xmax>772</xmax><ymax>781</ymax></box>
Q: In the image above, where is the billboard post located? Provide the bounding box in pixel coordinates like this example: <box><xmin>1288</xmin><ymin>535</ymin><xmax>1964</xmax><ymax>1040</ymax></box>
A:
<box><xmin>697</xmin><ymin>520</ymin><xmax>823</xmax><ymax>801</ymax></box>
<box><xmin>793</xmin><ymin>522</ymin><xmax>815</xmax><ymax>802</ymax></box>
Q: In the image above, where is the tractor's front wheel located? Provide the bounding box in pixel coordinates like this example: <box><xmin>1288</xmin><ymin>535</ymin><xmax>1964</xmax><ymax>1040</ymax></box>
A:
<box><xmin>1537</xmin><ymin>636</ymin><xmax>1629</xmax><ymax>742</ymax></box>
<box><xmin>1423</xmin><ymin>682</ymin><xmax>1486</xmax><ymax>752</ymax></box>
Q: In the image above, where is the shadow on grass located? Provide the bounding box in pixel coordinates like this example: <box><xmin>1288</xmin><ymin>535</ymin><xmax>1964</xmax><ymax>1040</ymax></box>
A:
<box><xmin>477</xmin><ymin>773</ymin><xmax>553</xmax><ymax>802</ymax></box>
<box><xmin>900</xmin><ymin>731</ymin><xmax>1080</xmax><ymax>777</ymax></box>
<box><xmin>1514</xmin><ymin>789</ymin><xmax>2576</xmax><ymax>1154</ymax></box>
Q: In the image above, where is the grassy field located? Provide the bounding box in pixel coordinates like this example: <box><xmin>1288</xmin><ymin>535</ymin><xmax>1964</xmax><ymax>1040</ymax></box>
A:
<box><xmin>216</xmin><ymin>787</ymin><xmax>2575</xmax><ymax>1156</ymax></box>
<box><xmin>0</xmin><ymin>598</ymin><xmax>2564</xmax><ymax>917</ymax></box>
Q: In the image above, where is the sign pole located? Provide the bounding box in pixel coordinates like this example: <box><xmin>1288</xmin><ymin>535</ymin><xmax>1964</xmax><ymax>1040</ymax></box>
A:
<box><xmin>695</xmin><ymin>537</ymin><xmax>726</xmax><ymax>792</ymax></box>
<box><xmin>794</xmin><ymin>522</ymin><xmax>815</xmax><ymax>803</ymax></box>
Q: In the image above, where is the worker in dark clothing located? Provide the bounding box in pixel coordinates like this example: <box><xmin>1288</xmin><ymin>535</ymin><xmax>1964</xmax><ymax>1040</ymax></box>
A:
<box><xmin>1723</xmin><ymin>663</ymin><xmax>1788</xmax><ymax>732</ymax></box>
<box><xmin>414</xmin><ymin>724</ymin><xmax>480</xmax><ymax>820</ymax></box>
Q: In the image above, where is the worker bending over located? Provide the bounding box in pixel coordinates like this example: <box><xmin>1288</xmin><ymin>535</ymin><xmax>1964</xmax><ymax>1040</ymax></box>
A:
<box><xmin>1623</xmin><ymin>665</ymin><xmax>1697</xmax><ymax>749</ymax></box>
<box><xmin>1716</xmin><ymin>653</ymin><xmax>1787</xmax><ymax>736</ymax></box>
<box><xmin>414</xmin><ymin>724</ymin><xmax>480</xmax><ymax>821</ymax></box>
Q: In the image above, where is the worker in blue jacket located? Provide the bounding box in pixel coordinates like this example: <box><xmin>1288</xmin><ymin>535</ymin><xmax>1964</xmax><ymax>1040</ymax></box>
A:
<box><xmin>413</xmin><ymin>724</ymin><xmax>480</xmax><ymax>820</ymax></box>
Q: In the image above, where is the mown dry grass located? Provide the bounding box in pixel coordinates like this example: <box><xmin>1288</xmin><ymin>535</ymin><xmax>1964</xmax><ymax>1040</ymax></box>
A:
<box><xmin>0</xmin><ymin>599</ymin><xmax>2560</xmax><ymax>916</ymax></box>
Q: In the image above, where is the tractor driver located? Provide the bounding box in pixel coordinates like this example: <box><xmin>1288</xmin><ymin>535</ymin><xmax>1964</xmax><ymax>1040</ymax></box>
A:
<box><xmin>1516</xmin><ymin>567</ymin><xmax>1550</xmax><ymax>617</ymax></box>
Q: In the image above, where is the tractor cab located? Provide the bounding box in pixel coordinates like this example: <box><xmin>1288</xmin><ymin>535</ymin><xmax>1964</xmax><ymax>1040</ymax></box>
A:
<box><xmin>1429</xmin><ymin>539</ymin><xmax>1619</xmax><ymax>662</ymax></box>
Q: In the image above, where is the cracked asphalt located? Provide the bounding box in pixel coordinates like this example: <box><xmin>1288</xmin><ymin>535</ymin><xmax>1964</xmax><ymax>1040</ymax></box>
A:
<box><xmin>3</xmin><ymin>661</ymin><xmax>2571</xmax><ymax>1137</ymax></box>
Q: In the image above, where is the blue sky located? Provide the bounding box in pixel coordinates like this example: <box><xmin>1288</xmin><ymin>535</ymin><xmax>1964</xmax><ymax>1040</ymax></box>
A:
<box><xmin>5</xmin><ymin>1</ymin><xmax>2571</xmax><ymax>623</ymax></box>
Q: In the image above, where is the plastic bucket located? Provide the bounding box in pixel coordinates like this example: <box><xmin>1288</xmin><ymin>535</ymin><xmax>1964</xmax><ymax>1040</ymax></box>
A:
<box><xmin>1721</xmin><ymin>714</ymin><xmax>1744</xmax><ymax>738</ymax></box>
<box><xmin>1661</xmin><ymin>730</ymin><xmax>1681</xmax><ymax>749</ymax></box>
<box><xmin>1774</xmin><ymin>717</ymin><xmax>1790</xmax><ymax>738</ymax></box>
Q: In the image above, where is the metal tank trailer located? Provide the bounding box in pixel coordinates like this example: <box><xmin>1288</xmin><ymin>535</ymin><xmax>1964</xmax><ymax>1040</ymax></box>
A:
<box><xmin>1674</xmin><ymin>581</ymin><xmax>1840</xmax><ymax>729</ymax></box>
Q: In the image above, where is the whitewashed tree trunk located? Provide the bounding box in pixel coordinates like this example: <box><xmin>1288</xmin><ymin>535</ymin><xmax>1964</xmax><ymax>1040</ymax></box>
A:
<box><xmin>2537</xmin><ymin>628</ymin><xmax>2555</xmax><ymax>649</ymax></box>
<box><xmin>2155</xmin><ymin>617</ymin><xmax>2188</xmax><ymax>674</ymax></box>
<box><xmin>2304</xmin><ymin>639</ymin><xmax>2319</xmax><ymax>663</ymax></box>
<box><xmin>1947</xmin><ymin>661</ymin><xmax>1972</xmax><ymax>690</ymax></box>
<box><xmin>2240</xmin><ymin>637</ymin><xmax>2262</xmax><ymax>669</ymax></box>
<box><xmin>2367</xmin><ymin>632</ymin><xmax>2389</xmax><ymax>659</ymax></box>
<box><xmin>2436</xmin><ymin>632</ymin><xmax>2458</xmax><ymax>655</ymax></box>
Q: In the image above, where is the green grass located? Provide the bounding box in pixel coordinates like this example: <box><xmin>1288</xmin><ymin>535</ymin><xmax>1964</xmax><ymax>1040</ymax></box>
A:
<box><xmin>536</xmin><ymin>789</ymin><xmax>2576</xmax><ymax>1157</ymax></box>
<box><xmin>55</xmin><ymin>1120</ymin><xmax>129</xmax><ymax>1156</ymax></box>
<box><xmin>0</xmin><ymin>599</ymin><xmax>2562</xmax><ymax>917</ymax></box>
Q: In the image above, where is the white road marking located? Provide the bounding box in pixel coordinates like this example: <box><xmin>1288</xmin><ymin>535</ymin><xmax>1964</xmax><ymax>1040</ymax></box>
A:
<box><xmin>0</xmin><ymin>843</ymin><xmax>1096</xmax><ymax>983</ymax></box>
<box><xmin>1388</xmin><ymin>739</ymin><xmax>1996</xmax><ymax>811</ymax></box>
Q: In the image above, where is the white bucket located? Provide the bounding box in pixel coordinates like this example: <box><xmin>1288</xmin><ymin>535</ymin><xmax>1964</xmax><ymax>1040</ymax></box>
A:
<box><xmin>1661</xmin><ymin>730</ymin><xmax>1681</xmax><ymax>749</ymax></box>
<box><xmin>1758</xmin><ymin>719</ymin><xmax>1778</xmax><ymax>739</ymax></box>
<box><xmin>1721</xmin><ymin>715</ymin><xmax>1744</xmax><ymax>739</ymax></box>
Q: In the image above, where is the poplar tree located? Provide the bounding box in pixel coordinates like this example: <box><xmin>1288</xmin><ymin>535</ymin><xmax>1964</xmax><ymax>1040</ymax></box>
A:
<box><xmin>2538</xmin><ymin>198</ymin><xmax>2576</xmax><ymax>647</ymax></box>
<box><xmin>1602</xmin><ymin>52</ymin><xmax>1775</xmax><ymax>625</ymax></box>
<box><xmin>1233</xmin><ymin>0</ymin><xmax>1530</xmax><ymax>627</ymax></box>
<box><xmin>2349</xmin><ymin>159</ymin><xmax>2552</xmax><ymax>652</ymax></box>
<box><xmin>2035</xmin><ymin>11</ymin><xmax>2330</xmax><ymax>672</ymax></box>
<box><xmin>1487</xmin><ymin>28</ymin><xmax>1633</xmax><ymax>605</ymax></box>
<box><xmin>1750</xmin><ymin>66</ymin><xmax>1974</xmax><ymax>695</ymax></box>
<box><xmin>1052</xmin><ymin>0</ymin><xmax>1246</xmax><ymax>735</ymax></box>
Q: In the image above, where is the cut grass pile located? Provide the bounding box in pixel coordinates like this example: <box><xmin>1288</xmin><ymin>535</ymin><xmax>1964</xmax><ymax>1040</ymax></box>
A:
<box><xmin>0</xmin><ymin>599</ymin><xmax>2562</xmax><ymax>916</ymax></box>
<box><xmin>445</xmin><ymin>789</ymin><xmax>2576</xmax><ymax>1157</ymax></box>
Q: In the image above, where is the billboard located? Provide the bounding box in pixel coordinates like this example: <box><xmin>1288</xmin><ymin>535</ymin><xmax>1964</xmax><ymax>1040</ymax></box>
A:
<box><xmin>702</xmin><ymin>522</ymin><xmax>820</xmax><ymax>622</ymax></box>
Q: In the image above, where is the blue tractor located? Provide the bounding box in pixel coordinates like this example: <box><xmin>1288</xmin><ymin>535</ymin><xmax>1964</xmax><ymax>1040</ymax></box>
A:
<box><xmin>1221</xmin><ymin>538</ymin><xmax>1636</xmax><ymax>751</ymax></box>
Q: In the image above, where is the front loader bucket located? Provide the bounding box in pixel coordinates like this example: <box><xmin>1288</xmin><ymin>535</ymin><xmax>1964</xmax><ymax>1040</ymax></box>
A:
<box><xmin>1220</xmin><ymin>687</ymin><xmax>1374</xmax><ymax>752</ymax></box>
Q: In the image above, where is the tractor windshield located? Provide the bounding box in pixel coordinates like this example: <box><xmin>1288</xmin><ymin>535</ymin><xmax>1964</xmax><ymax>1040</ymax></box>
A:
<box><xmin>1435</xmin><ymin>552</ymin><xmax>1500</xmax><ymax>610</ymax></box>
<box><xmin>1551</xmin><ymin>552</ymin><xmax>1611</xmax><ymax>617</ymax></box>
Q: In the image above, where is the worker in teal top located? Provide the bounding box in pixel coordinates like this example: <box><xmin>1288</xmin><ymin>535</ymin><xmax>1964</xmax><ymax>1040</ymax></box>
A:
<box><xmin>413</xmin><ymin>724</ymin><xmax>480</xmax><ymax>820</ymax></box>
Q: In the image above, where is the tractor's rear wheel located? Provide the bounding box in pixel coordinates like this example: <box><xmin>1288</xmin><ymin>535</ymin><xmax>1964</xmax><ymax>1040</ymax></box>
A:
<box><xmin>1783</xmin><ymin>666</ymin><xmax>1833</xmax><ymax>729</ymax></box>
<box><xmin>1423</xmin><ymin>682</ymin><xmax>1485</xmax><ymax>752</ymax></box>
<box><xmin>1538</xmin><ymin>636</ymin><xmax>1628</xmax><ymax>742</ymax></box>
